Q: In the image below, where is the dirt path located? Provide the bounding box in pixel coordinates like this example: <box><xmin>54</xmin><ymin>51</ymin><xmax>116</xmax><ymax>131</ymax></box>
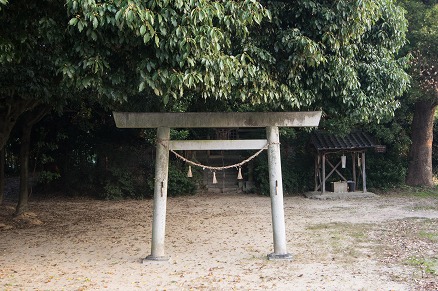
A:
<box><xmin>1</xmin><ymin>193</ymin><xmax>437</xmax><ymax>290</ymax></box>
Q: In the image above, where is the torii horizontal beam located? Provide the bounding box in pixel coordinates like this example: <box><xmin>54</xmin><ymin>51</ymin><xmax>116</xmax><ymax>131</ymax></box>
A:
<box><xmin>113</xmin><ymin>111</ymin><xmax>322</xmax><ymax>128</ymax></box>
<box><xmin>169</xmin><ymin>139</ymin><xmax>267</xmax><ymax>150</ymax></box>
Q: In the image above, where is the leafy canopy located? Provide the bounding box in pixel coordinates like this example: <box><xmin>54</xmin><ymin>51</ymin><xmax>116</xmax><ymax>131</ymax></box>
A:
<box><xmin>0</xmin><ymin>0</ymin><xmax>72</xmax><ymax>148</ymax></box>
<box><xmin>0</xmin><ymin>0</ymin><xmax>67</xmax><ymax>105</ymax></box>
<box><xmin>251</xmin><ymin>0</ymin><xmax>410</xmax><ymax>129</ymax></box>
<box><xmin>64</xmin><ymin>0</ymin><xmax>272</xmax><ymax>104</ymax></box>
<box><xmin>398</xmin><ymin>0</ymin><xmax>438</xmax><ymax>101</ymax></box>
<box><xmin>64</xmin><ymin>0</ymin><xmax>410</xmax><ymax>132</ymax></box>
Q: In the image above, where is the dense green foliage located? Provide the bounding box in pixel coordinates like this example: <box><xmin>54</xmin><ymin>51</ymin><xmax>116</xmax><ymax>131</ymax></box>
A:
<box><xmin>1</xmin><ymin>0</ymin><xmax>424</xmax><ymax>200</ymax></box>
<box><xmin>398</xmin><ymin>0</ymin><xmax>438</xmax><ymax>101</ymax></box>
<box><xmin>0</xmin><ymin>0</ymin><xmax>72</xmax><ymax>149</ymax></box>
<box><xmin>20</xmin><ymin>104</ymin><xmax>198</xmax><ymax>200</ymax></box>
<box><xmin>64</xmin><ymin>0</ymin><xmax>410</xmax><ymax>128</ymax></box>
<box><xmin>365</xmin><ymin>125</ymin><xmax>411</xmax><ymax>188</ymax></box>
<box><xmin>393</xmin><ymin>0</ymin><xmax>437</xmax><ymax>186</ymax></box>
<box><xmin>149</xmin><ymin>162</ymin><xmax>197</xmax><ymax>197</ymax></box>
<box><xmin>63</xmin><ymin>0</ymin><xmax>272</xmax><ymax>104</ymax></box>
<box><xmin>254</xmin><ymin>0</ymin><xmax>410</xmax><ymax>130</ymax></box>
<box><xmin>251</xmin><ymin>129</ymin><xmax>312</xmax><ymax>195</ymax></box>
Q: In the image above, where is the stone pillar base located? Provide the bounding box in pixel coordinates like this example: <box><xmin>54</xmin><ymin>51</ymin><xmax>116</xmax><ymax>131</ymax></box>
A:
<box><xmin>267</xmin><ymin>253</ymin><xmax>292</xmax><ymax>261</ymax></box>
<box><xmin>143</xmin><ymin>255</ymin><xmax>170</xmax><ymax>263</ymax></box>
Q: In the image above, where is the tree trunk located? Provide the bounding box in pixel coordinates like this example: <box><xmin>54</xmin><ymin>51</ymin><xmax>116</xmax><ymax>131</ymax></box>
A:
<box><xmin>15</xmin><ymin>106</ymin><xmax>50</xmax><ymax>215</ymax></box>
<box><xmin>0</xmin><ymin>98</ymin><xmax>39</xmax><ymax>150</ymax></box>
<box><xmin>15</xmin><ymin>126</ymin><xmax>32</xmax><ymax>215</ymax></box>
<box><xmin>406</xmin><ymin>100</ymin><xmax>436</xmax><ymax>187</ymax></box>
<box><xmin>0</xmin><ymin>146</ymin><xmax>5</xmax><ymax>205</ymax></box>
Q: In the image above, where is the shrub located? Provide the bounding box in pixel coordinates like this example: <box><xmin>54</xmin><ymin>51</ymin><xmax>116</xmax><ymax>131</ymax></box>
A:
<box><xmin>253</xmin><ymin>131</ymin><xmax>314</xmax><ymax>196</ymax></box>
<box><xmin>146</xmin><ymin>162</ymin><xmax>197</xmax><ymax>197</ymax></box>
<box><xmin>102</xmin><ymin>167</ymin><xmax>138</xmax><ymax>200</ymax></box>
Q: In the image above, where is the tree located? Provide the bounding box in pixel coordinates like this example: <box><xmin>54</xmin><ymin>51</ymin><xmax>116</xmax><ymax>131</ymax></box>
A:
<box><xmin>0</xmin><ymin>0</ymin><xmax>73</xmax><ymax>211</ymax></box>
<box><xmin>243</xmin><ymin>0</ymin><xmax>409</xmax><ymax>130</ymax></box>
<box><xmin>0</xmin><ymin>0</ymin><xmax>70</xmax><ymax>150</ymax></box>
<box><xmin>64</xmin><ymin>0</ymin><xmax>409</xmax><ymax>126</ymax></box>
<box><xmin>63</xmin><ymin>0</ymin><xmax>273</xmax><ymax>105</ymax></box>
<box><xmin>15</xmin><ymin>106</ymin><xmax>50</xmax><ymax>215</ymax></box>
<box><xmin>60</xmin><ymin>0</ymin><xmax>411</xmax><ymax>195</ymax></box>
<box><xmin>0</xmin><ymin>146</ymin><xmax>4</xmax><ymax>204</ymax></box>
<box><xmin>0</xmin><ymin>0</ymin><xmax>412</xmax><ymax>203</ymax></box>
<box><xmin>399</xmin><ymin>0</ymin><xmax>438</xmax><ymax>186</ymax></box>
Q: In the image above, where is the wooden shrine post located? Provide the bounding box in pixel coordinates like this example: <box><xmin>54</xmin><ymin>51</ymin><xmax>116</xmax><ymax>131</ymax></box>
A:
<box><xmin>361</xmin><ymin>151</ymin><xmax>367</xmax><ymax>193</ymax></box>
<box><xmin>113</xmin><ymin>112</ymin><xmax>321</xmax><ymax>262</ymax></box>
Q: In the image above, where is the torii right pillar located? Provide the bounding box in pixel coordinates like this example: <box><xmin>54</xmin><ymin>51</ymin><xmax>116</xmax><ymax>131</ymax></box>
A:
<box><xmin>266</xmin><ymin>126</ymin><xmax>292</xmax><ymax>260</ymax></box>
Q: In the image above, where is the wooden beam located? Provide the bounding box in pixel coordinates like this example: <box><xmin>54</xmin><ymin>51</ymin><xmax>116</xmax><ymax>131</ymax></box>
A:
<box><xmin>113</xmin><ymin>111</ymin><xmax>322</xmax><ymax>128</ymax></box>
<box><xmin>322</xmin><ymin>154</ymin><xmax>326</xmax><ymax>193</ymax></box>
<box><xmin>314</xmin><ymin>156</ymin><xmax>319</xmax><ymax>191</ymax></box>
<box><xmin>169</xmin><ymin>139</ymin><xmax>267</xmax><ymax>151</ymax></box>
<box><xmin>326</xmin><ymin>159</ymin><xmax>347</xmax><ymax>181</ymax></box>
<box><xmin>352</xmin><ymin>152</ymin><xmax>357</xmax><ymax>186</ymax></box>
<box><xmin>362</xmin><ymin>152</ymin><xmax>367</xmax><ymax>193</ymax></box>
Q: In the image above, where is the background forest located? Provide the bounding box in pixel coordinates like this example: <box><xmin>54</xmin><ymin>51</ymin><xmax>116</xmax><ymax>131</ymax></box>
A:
<box><xmin>1</xmin><ymin>0</ymin><xmax>437</xmax><ymax>214</ymax></box>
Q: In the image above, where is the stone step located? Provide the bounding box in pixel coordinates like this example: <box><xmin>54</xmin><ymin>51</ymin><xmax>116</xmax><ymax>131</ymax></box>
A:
<box><xmin>206</xmin><ymin>187</ymin><xmax>242</xmax><ymax>194</ymax></box>
<box><xmin>194</xmin><ymin>153</ymin><xmax>246</xmax><ymax>193</ymax></box>
<box><xmin>203</xmin><ymin>168</ymin><xmax>242</xmax><ymax>194</ymax></box>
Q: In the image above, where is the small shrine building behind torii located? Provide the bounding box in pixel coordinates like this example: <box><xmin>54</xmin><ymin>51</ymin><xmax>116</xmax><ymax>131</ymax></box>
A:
<box><xmin>310</xmin><ymin>131</ymin><xmax>383</xmax><ymax>194</ymax></box>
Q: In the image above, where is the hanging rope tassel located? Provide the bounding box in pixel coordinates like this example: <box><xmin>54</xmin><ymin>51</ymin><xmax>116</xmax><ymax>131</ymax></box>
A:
<box><xmin>187</xmin><ymin>165</ymin><xmax>193</xmax><ymax>178</ymax></box>
<box><xmin>237</xmin><ymin>167</ymin><xmax>243</xmax><ymax>180</ymax></box>
<box><xmin>212</xmin><ymin>172</ymin><xmax>218</xmax><ymax>184</ymax></box>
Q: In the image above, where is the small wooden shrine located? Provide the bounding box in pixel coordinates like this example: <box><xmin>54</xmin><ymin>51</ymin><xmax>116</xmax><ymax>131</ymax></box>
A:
<box><xmin>310</xmin><ymin>131</ymin><xmax>383</xmax><ymax>194</ymax></box>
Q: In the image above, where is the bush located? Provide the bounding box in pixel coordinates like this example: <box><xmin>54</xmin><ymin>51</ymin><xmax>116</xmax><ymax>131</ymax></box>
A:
<box><xmin>147</xmin><ymin>162</ymin><xmax>197</xmax><ymax>197</ymax></box>
<box><xmin>366</xmin><ymin>151</ymin><xmax>407</xmax><ymax>189</ymax></box>
<box><xmin>102</xmin><ymin>167</ymin><xmax>138</xmax><ymax>200</ymax></box>
<box><xmin>253</xmin><ymin>131</ymin><xmax>314</xmax><ymax>196</ymax></box>
<box><xmin>37</xmin><ymin>170</ymin><xmax>61</xmax><ymax>185</ymax></box>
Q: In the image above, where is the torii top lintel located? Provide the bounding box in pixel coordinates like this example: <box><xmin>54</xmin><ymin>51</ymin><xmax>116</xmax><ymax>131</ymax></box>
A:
<box><xmin>113</xmin><ymin>111</ymin><xmax>322</xmax><ymax>128</ymax></box>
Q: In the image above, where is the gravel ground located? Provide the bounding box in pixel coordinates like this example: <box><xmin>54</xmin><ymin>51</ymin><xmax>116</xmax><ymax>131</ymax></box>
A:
<box><xmin>0</xmin><ymin>192</ymin><xmax>437</xmax><ymax>290</ymax></box>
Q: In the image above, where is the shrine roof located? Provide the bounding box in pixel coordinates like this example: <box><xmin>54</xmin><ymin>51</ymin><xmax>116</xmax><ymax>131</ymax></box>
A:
<box><xmin>311</xmin><ymin>131</ymin><xmax>377</xmax><ymax>152</ymax></box>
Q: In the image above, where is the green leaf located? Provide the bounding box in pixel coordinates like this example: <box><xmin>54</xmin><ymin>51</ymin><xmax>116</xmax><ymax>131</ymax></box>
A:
<box><xmin>68</xmin><ymin>18</ymin><xmax>78</xmax><ymax>26</ymax></box>
<box><xmin>143</xmin><ymin>33</ymin><xmax>151</xmax><ymax>44</ymax></box>
<box><xmin>140</xmin><ymin>24</ymin><xmax>146</xmax><ymax>35</ymax></box>
<box><xmin>92</xmin><ymin>17</ymin><xmax>98</xmax><ymax>29</ymax></box>
<box><xmin>77</xmin><ymin>20</ymin><xmax>84</xmax><ymax>32</ymax></box>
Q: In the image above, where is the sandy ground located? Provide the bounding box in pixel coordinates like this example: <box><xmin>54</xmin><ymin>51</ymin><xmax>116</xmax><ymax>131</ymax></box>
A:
<box><xmin>1</xmin><ymin>193</ymin><xmax>437</xmax><ymax>290</ymax></box>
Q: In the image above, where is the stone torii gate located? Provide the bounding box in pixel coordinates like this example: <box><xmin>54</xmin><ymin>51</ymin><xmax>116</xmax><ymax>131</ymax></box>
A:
<box><xmin>113</xmin><ymin>111</ymin><xmax>321</xmax><ymax>262</ymax></box>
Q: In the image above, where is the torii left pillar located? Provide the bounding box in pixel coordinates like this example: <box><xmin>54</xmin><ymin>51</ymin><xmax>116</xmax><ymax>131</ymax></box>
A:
<box><xmin>145</xmin><ymin>127</ymin><xmax>170</xmax><ymax>261</ymax></box>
